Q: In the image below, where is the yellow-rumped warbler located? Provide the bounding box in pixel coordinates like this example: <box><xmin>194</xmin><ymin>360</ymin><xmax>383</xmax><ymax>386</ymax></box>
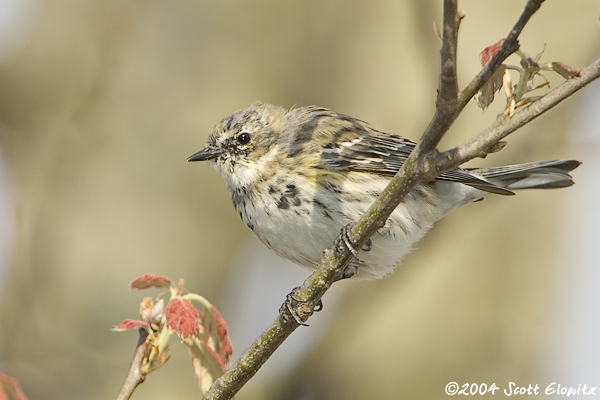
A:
<box><xmin>188</xmin><ymin>101</ymin><xmax>580</xmax><ymax>280</ymax></box>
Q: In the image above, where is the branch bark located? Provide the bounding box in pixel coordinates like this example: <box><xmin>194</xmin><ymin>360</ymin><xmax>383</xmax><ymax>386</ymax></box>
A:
<box><xmin>201</xmin><ymin>1</ymin><xmax>599</xmax><ymax>399</ymax></box>
<box><xmin>117</xmin><ymin>329</ymin><xmax>149</xmax><ymax>400</ymax></box>
<box><xmin>438</xmin><ymin>0</ymin><xmax>461</xmax><ymax>104</ymax></box>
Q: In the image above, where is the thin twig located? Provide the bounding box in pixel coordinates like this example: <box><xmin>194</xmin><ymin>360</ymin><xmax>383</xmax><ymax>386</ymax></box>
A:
<box><xmin>117</xmin><ymin>329</ymin><xmax>149</xmax><ymax>400</ymax></box>
<box><xmin>438</xmin><ymin>0</ymin><xmax>461</xmax><ymax>105</ymax></box>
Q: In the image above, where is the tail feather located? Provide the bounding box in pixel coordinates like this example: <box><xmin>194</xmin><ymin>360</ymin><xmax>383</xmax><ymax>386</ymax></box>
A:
<box><xmin>472</xmin><ymin>159</ymin><xmax>581</xmax><ymax>193</ymax></box>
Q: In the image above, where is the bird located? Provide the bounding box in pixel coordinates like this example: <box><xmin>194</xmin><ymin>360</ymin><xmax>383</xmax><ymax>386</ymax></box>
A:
<box><xmin>188</xmin><ymin>101</ymin><xmax>580</xmax><ymax>280</ymax></box>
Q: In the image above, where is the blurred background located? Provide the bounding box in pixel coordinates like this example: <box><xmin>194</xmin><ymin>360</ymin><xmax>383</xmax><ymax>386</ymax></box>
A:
<box><xmin>0</xmin><ymin>1</ymin><xmax>599</xmax><ymax>399</ymax></box>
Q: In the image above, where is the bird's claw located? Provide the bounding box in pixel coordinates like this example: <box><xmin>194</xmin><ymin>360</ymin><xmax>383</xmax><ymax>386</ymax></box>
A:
<box><xmin>336</xmin><ymin>223</ymin><xmax>372</xmax><ymax>257</ymax></box>
<box><xmin>281</xmin><ymin>287</ymin><xmax>323</xmax><ymax>326</ymax></box>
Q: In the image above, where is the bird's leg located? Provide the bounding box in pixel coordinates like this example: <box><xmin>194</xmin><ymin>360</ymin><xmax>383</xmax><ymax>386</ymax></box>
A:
<box><xmin>333</xmin><ymin>223</ymin><xmax>373</xmax><ymax>280</ymax></box>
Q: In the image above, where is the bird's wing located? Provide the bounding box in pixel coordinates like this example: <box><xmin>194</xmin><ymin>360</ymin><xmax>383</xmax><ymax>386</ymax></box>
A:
<box><xmin>318</xmin><ymin>133</ymin><xmax>514</xmax><ymax>195</ymax></box>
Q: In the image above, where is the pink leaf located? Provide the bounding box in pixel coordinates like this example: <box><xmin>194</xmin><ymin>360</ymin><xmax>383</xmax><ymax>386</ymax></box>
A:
<box><xmin>0</xmin><ymin>373</ymin><xmax>30</xmax><ymax>400</ymax></box>
<box><xmin>129</xmin><ymin>274</ymin><xmax>172</xmax><ymax>290</ymax></box>
<box><xmin>523</xmin><ymin>57</ymin><xmax>539</xmax><ymax>69</ymax></box>
<box><xmin>479</xmin><ymin>38</ymin><xmax>505</xmax><ymax>66</ymax></box>
<box><xmin>166</xmin><ymin>298</ymin><xmax>200</xmax><ymax>338</ymax></box>
<box><xmin>113</xmin><ymin>319</ymin><xmax>149</xmax><ymax>331</ymax></box>
<box><xmin>186</xmin><ymin>338</ymin><xmax>227</xmax><ymax>394</ymax></box>
<box><xmin>552</xmin><ymin>62</ymin><xmax>581</xmax><ymax>79</ymax></box>
<box><xmin>212</xmin><ymin>306</ymin><xmax>233</xmax><ymax>363</ymax></box>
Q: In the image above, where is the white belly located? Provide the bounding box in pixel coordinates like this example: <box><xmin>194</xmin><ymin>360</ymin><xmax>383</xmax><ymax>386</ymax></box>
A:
<box><xmin>233</xmin><ymin>175</ymin><xmax>482</xmax><ymax>279</ymax></box>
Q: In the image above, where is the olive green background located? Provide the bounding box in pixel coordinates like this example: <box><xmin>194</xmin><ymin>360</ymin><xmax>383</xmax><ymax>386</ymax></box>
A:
<box><xmin>0</xmin><ymin>1</ymin><xmax>598</xmax><ymax>399</ymax></box>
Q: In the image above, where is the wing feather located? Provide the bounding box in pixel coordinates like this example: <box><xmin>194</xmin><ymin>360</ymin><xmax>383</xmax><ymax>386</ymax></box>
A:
<box><xmin>318</xmin><ymin>129</ymin><xmax>513</xmax><ymax>195</ymax></box>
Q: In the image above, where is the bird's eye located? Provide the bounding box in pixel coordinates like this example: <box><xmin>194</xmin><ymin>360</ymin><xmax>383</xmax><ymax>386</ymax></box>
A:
<box><xmin>237</xmin><ymin>132</ymin><xmax>251</xmax><ymax>145</ymax></box>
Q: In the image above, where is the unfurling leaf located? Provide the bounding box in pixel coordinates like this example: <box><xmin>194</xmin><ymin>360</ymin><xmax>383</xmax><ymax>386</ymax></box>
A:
<box><xmin>475</xmin><ymin>65</ymin><xmax>507</xmax><ymax>109</ymax></box>
<box><xmin>551</xmin><ymin>62</ymin><xmax>582</xmax><ymax>79</ymax></box>
<box><xmin>0</xmin><ymin>373</ymin><xmax>30</xmax><ymax>400</ymax></box>
<box><xmin>521</xmin><ymin>57</ymin><xmax>540</xmax><ymax>70</ymax></box>
<box><xmin>187</xmin><ymin>337</ymin><xmax>228</xmax><ymax>394</ymax></box>
<box><xmin>117</xmin><ymin>275</ymin><xmax>234</xmax><ymax>395</ymax></box>
<box><xmin>179</xmin><ymin>298</ymin><xmax>233</xmax><ymax>392</ymax></box>
<box><xmin>212</xmin><ymin>306</ymin><xmax>233</xmax><ymax>363</ymax></box>
<box><xmin>140</xmin><ymin>297</ymin><xmax>164</xmax><ymax>327</ymax></box>
<box><xmin>479</xmin><ymin>38</ymin><xmax>505</xmax><ymax>66</ymax></box>
<box><xmin>166</xmin><ymin>297</ymin><xmax>200</xmax><ymax>338</ymax></box>
<box><xmin>130</xmin><ymin>274</ymin><xmax>173</xmax><ymax>290</ymax></box>
<box><xmin>113</xmin><ymin>319</ymin><xmax>150</xmax><ymax>331</ymax></box>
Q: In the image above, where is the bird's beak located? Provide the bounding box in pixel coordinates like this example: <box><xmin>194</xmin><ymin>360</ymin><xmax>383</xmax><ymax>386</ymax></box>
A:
<box><xmin>187</xmin><ymin>147</ymin><xmax>221</xmax><ymax>162</ymax></box>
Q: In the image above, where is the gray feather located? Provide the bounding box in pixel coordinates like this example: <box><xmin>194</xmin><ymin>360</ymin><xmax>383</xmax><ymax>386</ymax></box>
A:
<box><xmin>319</xmin><ymin>129</ymin><xmax>580</xmax><ymax>195</ymax></box>
<box><xmin>472</xmin><ymin>160</ymin><xmax>581</xmax><ymax>191</ymax></box>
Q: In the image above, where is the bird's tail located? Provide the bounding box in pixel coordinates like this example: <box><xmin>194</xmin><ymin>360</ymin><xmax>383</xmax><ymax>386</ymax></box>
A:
<box><xmin>471</xmin><ymin>159</ymin><xmax>581</xmax><ymax>194</ymax></box>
